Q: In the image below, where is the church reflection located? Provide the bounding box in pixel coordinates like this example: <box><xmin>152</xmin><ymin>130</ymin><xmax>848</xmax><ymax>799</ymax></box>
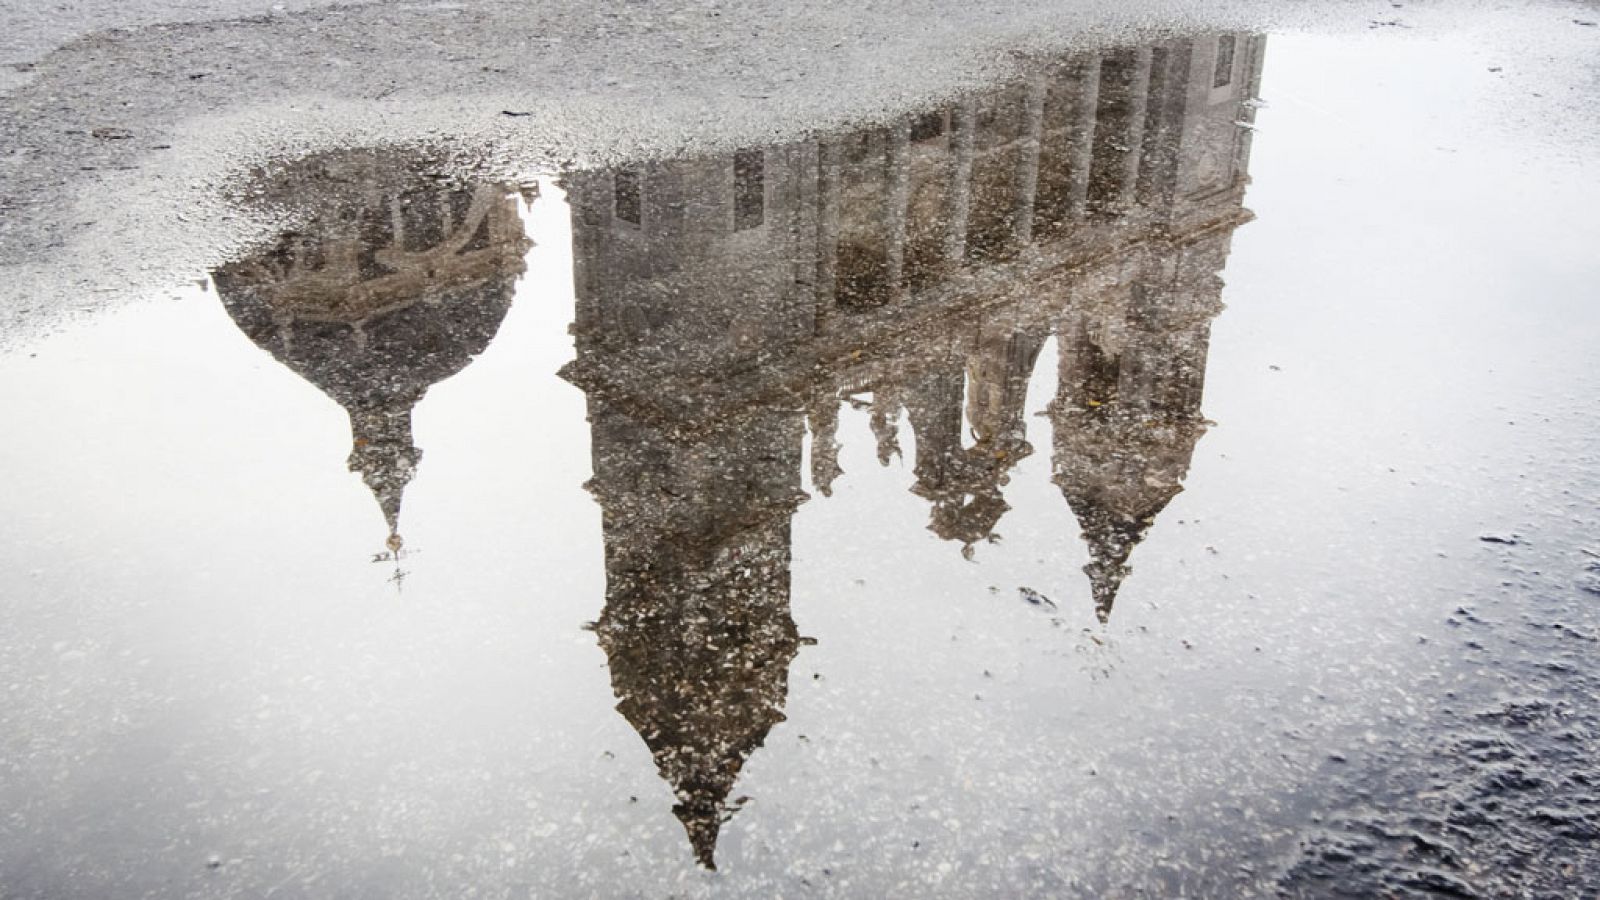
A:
<box><xmin>563</xmin><ymin>34</ymin><xmax>1264</xmax><ymax>865</ymax></box>
<box><xmin>206</xmin><ymin>32</ymin><xmax>1262</xmax><ymax>869</ymax></box>
<box><xmin>211</xmin><ymin>151</ymin><xmax>532</xmax><ymax>557</ymax></box>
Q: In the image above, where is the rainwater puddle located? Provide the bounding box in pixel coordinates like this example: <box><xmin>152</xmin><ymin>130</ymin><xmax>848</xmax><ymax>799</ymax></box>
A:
<box><xmin>2</xmin><ymin>23</ymin><xmax>1598</xmax><ymax>899</ymax></box>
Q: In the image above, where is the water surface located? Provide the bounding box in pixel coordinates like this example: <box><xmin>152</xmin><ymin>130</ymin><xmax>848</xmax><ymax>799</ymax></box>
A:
<box><xmin>2</xmin><ymin>25</ymin><xmax>1598</xmax><ymax>898</ymax></box>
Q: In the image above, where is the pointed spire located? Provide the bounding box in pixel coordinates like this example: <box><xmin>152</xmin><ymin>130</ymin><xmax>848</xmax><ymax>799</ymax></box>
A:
<box><xmin>597</xmin><ymin>526</ymin><xmax>800</xmax><ymax>870</ymax></box>
<box><xmin>674</xmin><ymin>797</ymin><xmax>725</xmax><ymax>870</ymax></box>
<box><xmin>601</xmin><ymin>580</ymin><xmax>797</xmax><ymax>869</ymax></box>
<box><xmin>346</xmin><ymin>405</ymin><xmax>421</xmax><ymax>549</ymax></box>
<box><xmin>1053</xmin><ymin>407</ymin><xmax>1202</xmax><ymax>623</ymax></box>
<box><xmin>1075</xmin><ymin>509</ymin><xmax>1146</xmax><ymax>623</ymax></box>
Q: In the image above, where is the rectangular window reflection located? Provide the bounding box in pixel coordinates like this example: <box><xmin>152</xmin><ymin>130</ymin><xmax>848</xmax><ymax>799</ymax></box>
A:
<box><xmin>733</xmin><ymin>149</ymin><xmax>765</xmax><ymax>231</ymax></box>
<box><xmin>1213</xmin><ymin>35</ymin><xmax>1236</xmax><ymax>89</ymax></box>
<box><xmin>909</xmin><ymin>110</ymin><xmax>946</xmax><ymax>143</ymax></box>
<box><xmin>613</xmin><ymin>169</ymin><xmax>641</xmax><ymax>226</ymax></box>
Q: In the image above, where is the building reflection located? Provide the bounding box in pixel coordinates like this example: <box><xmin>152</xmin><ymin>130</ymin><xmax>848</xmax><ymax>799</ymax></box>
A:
<box><xmin>562</xmin><ymin>34</ymin><xmax>1264</xmax><ymax>865</ymax></box>
<box><xmin>196</xmin><ymin>33</ymin><xmax>1261</xmax><ymax>870</ymax></box>
<box><xmin>211</xmin><ymin>151</ymin><xmax>532</xmax><ymax>556</ymax></box>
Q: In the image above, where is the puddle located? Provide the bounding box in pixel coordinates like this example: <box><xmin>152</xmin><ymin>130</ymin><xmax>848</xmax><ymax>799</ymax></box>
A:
<box><xmin>2</xmin><ymin>21</ymin><xmax>1599</xmax><ymax>899</ymax></box>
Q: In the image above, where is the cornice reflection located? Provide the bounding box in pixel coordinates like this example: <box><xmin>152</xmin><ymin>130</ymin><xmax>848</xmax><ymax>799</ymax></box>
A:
<box><xmin>564</xmin><ymin>34</ymin><xmax>1264</xmax><ymax>865</ymax></box>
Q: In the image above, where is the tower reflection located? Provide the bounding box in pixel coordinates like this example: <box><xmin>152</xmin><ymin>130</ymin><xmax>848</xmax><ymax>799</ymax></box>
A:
<box><xmin>587</xmin><ymin>400</ymin><xmax>807</xmax><ymax>868</ymax></box>
<box><xmin>212</xmin><ymin>151</ymin><xmax>532</xmax><ymax>556</ymax></box>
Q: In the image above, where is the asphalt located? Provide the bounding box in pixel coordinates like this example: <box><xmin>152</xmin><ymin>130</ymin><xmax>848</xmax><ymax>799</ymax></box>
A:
<box><xmin>3</xmin><ymin>0</ymin><xmax>1565</xmax><ymax>340</ymax></box>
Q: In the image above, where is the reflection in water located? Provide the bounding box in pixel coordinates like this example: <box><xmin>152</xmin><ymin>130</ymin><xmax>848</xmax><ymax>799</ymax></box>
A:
<box><xmin>562</xmin><ymin>34</ymin><xmax>1264</xmax><ymax>865</ymax></box>
<box><xmin>202</xmin><ymin>33</ymin><xmax>1261</xmax><ymax>869</ymax></box>
<box><xmin>211</xmin><ymin>152</ymin><xmax>532</xmax><ymax>557</ymax></box>
<box><xmin>1051</xmin><ymin>240</ymin><xmax>1219</xmax><ymax>623</ymax></box>
<box><xmin>587</xmin><ymin>401</ymin><xmax>807</xmax><ymax>868</ymax></box>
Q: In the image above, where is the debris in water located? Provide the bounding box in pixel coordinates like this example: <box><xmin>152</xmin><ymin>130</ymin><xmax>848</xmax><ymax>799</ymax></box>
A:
<box><xmin>1478</xmin><ymin>533</ymin><xmax>1523</xmax><ymax>546</ymax></box>
<box><xmin>1018</xmin><ymin>587</ymin><xmax>1057</xmax><ymax>610</ymax></box>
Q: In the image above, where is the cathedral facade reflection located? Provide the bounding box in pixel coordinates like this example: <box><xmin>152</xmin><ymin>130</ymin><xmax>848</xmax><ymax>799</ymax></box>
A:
<box><xmin>563</xmin><ymin>33</ymin><xmax>1265</xmax><ymax>865</ymax></box>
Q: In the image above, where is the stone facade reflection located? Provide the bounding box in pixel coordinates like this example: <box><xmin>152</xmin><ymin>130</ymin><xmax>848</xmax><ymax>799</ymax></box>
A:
<box><xmin>212</xmin><ymin>151</ymin><xmax>532</xmax><ymax>555</ymax></box>
<box><xmin>565</xmin><ymin>34</ymin><xmax>1264</xmax><ymax>866</ymax></box>
<box><xmin>587</xmin><ymin>400</ymin><xmax>807</xmax><ymax>868</ymax></box>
